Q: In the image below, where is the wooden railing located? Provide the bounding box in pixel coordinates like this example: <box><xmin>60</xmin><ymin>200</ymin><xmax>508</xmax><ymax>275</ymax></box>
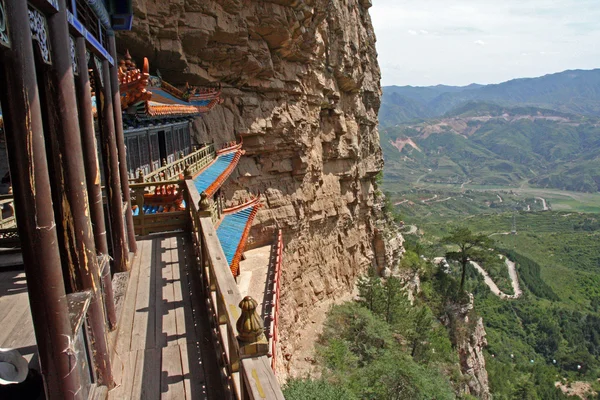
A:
<box><xmin>0</xmin><ymin>195</ymin><xmax>16</xmax><ymax>229</ymax></box>
<box><xmin>184</xmin><ymin>180</ymin><xmax>284</xmax><ymax>400</ymax></box>
<box><xmin>266</xmin><ymin>230</ymin><xmax>284</xmax><ymax>372</ymax></box>
<box><xmin>132</xmin><ymin>144</ymin><xmax>215</xmax><ymax>183</ymax></box>
<box><xmin>130</xmin><ymin>180</ymin><xmax>189</xmax><ymax>236</ymax></box>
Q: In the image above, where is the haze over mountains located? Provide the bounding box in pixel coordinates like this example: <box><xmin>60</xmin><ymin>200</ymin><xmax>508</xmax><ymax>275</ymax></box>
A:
<box><xmin>380</xmin><ymin>69</ymin><xmax>600</xmax><ymax>126</ymax></box>
<box><xmin>380</xmin><ymin>69</ymin><xmax>600</xmax><ymax>192</ymax></box>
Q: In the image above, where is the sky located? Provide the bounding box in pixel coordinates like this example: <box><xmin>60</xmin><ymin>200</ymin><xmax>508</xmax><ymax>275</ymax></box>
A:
<box><xmin>370</xmin><ymin>0</ymin><xmax>600</xmax><ymax>87</ymax></box>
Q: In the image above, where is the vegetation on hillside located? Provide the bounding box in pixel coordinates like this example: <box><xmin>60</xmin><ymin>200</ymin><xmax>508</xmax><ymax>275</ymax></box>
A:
<box><xmin>380</xmin><ymin>102</ymin><xmax>600</xmax><ymax>192</ymax></box>
<box><xmin>381</xmin><ymin>69</ymin><xmax>600</xmax><ymax>125</ymax></box>
<box><xmin>283</xmin><ymin>266</ymin><xmax>464</xmax><ymax>399</ymax></box>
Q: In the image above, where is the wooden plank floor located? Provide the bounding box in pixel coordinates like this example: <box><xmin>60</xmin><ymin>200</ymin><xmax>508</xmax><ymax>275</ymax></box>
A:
<box><xmin>0</xmin><ymin>270</ymin><xmax>39</xmax><ymax>370</ymax></box>
<box><xmin>109</xmin><ymin>234</ymin><xmax>224</xmax><ymax>400</ymax></box>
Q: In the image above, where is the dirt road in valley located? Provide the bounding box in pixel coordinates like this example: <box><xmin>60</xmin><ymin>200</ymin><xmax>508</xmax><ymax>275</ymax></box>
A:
<box><xmin>470</xmin><ymin>257</ymin><xmax>522</xmax><ymax>299</ymax></box>
<box><xmin>404</xmin><ymin>225</ymin><xmax>418</xmax><ymax>234</ymax></box>
<box><xmin>535</xmin><ymin>197</ymin><xmax>548</xmax><ymax>211</ymax></box>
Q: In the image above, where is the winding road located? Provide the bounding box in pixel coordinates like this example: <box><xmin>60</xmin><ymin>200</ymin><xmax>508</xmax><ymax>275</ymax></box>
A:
<box><xmin>470</xmin><ymin>257</ymin><xmax>522</xmax><ymax>299</ymax></box>
<box><xmin>404</xmin><ymin>225</ymin><xmax>418</xmax><ymax>234</ymax></box>
<box><xmin>535</xmin><ymin>197</ymin><xmax>549</xmax><ymax>211</ymax></box>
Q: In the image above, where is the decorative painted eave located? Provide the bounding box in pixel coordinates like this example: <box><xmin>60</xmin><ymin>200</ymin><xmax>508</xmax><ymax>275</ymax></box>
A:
<box><xmin>119</xmin><ymin>52</ymin><xmax>151</xmax><ymax>109</ymax></box>
<box><xmin>217</xmin><ymin>197</ymin><xmax>262</xmax><ymax>277</ymax></box>
<box><xmin>144</xmin><ymin>101</ymin><xmax>199</xmax><ymax>118</ymax></box>
<box><xmin>118</xmin><ymin>54</ymin><xmax>222</xmax><ymax>118</ymax></box>
<box><xmin>194</xmin><ymin>142</ymin><xmax>245</xmax><ymax>197</ymax></box>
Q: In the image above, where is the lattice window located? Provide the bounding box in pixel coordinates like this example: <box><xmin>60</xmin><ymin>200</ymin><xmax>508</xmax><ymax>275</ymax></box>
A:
<box><xmin>150</xmin><ymin>133</ymin><xmax>160</xmax><ymax>171</ymax></box>
<box><xmin>166</xmin><ymin>130</ymin><xmax>174</xmax><ymax>163</ymax></box>
<box><xmin>139</xmin><ymin>133</ymin><xmax>150</xmax><ymax>174</ymax></box>
<box><xmin>128</xmin><ymin>136</ymin><xmax>140</xmax><ymax>175</ymax></box>
<box><xmin>74</xmin><ymin>0</ymin><xmax>100</xmax><ymax>42</ymax></box>
<box><xmin>182</xmin><ymin>125</ymin><xmax>191</xmax><ymax>153</ymax></box>
<box><xmin>175</xmin><ymin>128</ymin><xmax>182</xmax><ymax>155</ymax></box>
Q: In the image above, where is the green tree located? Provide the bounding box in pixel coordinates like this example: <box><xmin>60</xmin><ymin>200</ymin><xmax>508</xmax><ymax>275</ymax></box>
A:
<box><xmin>383</xmin><ymin>276</ymin><xmax>404</xmax><ymax>324</ymax></box>
<box><xmin>283</xmin><ymin>378</ymin><xmax>358</xmax><ymax>400</ymax></box>
<box><xmin>356</xmin><ymin>272</ymin><xmax>385</xmax><ymax>315</ymax></box>
<box><xmin>443</xmin><ymin>227</ymin><xmax>493</xmax><ymax>295</ymax></box>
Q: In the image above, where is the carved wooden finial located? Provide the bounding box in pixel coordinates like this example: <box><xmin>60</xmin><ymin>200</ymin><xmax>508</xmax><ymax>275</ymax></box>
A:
<box><xmin>236</xmin><ymin>296</ymin><xmax>265</xmax><ymax>342</ymax></box>
<box><xmin>162</xmin><ymin>158</ymin><xmax>167</xmax><ymax>167</ymax></box>
<box><xmin>137</xmin><ymin>169</ymin><xmax>145</xmax><ymax>183</ymax></box>
<box><xmin>183</xmin><ymin>164</ymin><xmax>191</xmax><ymax>178</ymax></box>
<box><xmin>199</xmin><ymin>192</ymin><xmax>211</xmax><ymax>211</ymax></box>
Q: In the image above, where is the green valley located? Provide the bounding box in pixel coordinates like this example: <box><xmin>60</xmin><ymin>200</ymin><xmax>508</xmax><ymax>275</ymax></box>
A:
<box><xmin>377</xmin><ymin>70</ymin><xmax>600</xmax><ymax>399</ymax></box>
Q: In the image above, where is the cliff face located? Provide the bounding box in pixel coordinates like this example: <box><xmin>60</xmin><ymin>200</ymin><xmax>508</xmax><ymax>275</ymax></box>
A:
<box><xmin>445</xmin><ymin>295</ymin><xmax>491</xmax><ymax>399</ymax></box>
<box><xmin>118</xmin><ymin>0</ymin><xmax>387</xmax><ymax>376</ymax></box>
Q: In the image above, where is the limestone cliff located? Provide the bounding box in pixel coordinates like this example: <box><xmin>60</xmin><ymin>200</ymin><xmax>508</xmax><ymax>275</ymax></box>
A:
<box><xmin>444</xmin><ymin>295</ymin><xmax>491</xmax><ymax>399</ymax></box>
<box><xmin>118</xmin><ymin>0</ymin><xmax>390</xmax><ymax>376</ymax></box>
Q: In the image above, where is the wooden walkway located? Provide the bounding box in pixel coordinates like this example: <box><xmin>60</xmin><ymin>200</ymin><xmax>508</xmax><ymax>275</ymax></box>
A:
<box><xmin>109</xmin><ymin>234</ymin><xmax>224</xmax><ymax>400</ymax></box>
<box><xmin>0</xmin><ymin>270</ymin><xmax>38</xmax><ymax>370</ymax></box>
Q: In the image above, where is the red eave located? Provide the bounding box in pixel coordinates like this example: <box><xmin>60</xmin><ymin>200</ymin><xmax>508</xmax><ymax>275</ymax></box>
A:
<box><xmin>205</xmin><ymin>150</ymin><xmax>244</xmax><ymax>197</ymax></box>
<box><xmin>145</xmin><ymin>101</ymin><xmax>200</xmax><ymax>117</ymax></box>
<box><xmin>229</xmin><ymin>202</ymin><xmax>262</xmax><ymax>277</ymax></box>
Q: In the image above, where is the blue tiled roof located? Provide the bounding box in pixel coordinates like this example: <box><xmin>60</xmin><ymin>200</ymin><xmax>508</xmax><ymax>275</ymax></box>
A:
<box><xmin>193</xmin><ymin>152</ymin><xmax>236</xmax><ymax>194</ymax></box>
<box><xmin>190</xmin><ymin>99</ymin><xmax>212</xmax><ymax>107</ymax></box>
<box><xmin>149</xmin><ymin>88</ymin><xmax>191</xmax><ymax>106</ymax></box>
<box><xmin>217</xmin><ymin>207</ymin><xmax>255</xmax><ymax>265</ymax></box>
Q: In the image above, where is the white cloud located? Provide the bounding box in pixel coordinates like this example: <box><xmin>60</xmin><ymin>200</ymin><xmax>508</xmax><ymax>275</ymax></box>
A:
<box><xmin>371</xmin><ymin>0</ymin><xmax>600</xmax><ymax>86</ymax></box>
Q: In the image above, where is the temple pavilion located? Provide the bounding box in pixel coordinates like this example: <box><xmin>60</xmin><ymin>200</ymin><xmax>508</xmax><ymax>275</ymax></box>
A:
<box><xmin>0</xmin><ymin>0</ymin><xmax>284</xmax><ymax>399</ymax></box>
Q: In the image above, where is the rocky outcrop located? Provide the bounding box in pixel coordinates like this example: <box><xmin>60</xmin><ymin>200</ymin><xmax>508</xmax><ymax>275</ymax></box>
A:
<box><xmin>118</xmin><ymin>0</ymin><xmax>390</xmax><ymax>377</ymax></box>
<box><xmin>459</xmin><ymin>317</ymin><xmax>490</xmax><ymax>399</ymax></box>
<box><xmin>445</xmin><ymin>295</ymin><xmax>490</xmax><ymax>399</ymax></box>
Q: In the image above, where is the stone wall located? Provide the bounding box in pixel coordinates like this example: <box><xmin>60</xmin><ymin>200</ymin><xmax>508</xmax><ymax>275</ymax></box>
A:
<box><xmin>118</xmin><ymin>0</ymin><xmax>386</xmax><ymax>376</ymax></box>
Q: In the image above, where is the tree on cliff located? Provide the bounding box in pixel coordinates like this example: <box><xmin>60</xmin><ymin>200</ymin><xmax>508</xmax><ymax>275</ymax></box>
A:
<box><xmin>443</xmin><ymin>228</ymin><xmax>492</xmax><ymax>295</ymax></box>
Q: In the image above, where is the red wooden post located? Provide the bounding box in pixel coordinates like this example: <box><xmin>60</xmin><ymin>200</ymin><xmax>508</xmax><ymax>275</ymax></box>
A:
<box><xmin>93</xmin><ymin>56</ymin><xmax>130</xmax><ymax>273</ymax></box>
<box><xmin>74</xmin><ymin>36</ymin><xmax>117</xmax><ymax>329</ymax></box>
<box><xmin>45</xmin><ymin>0</ymin><xmax>113</xmax><ymax>386</ymax></box>
<box><xmin>0</xmin><ymin>0</ymin><xmax>84</xmax><ymax>397</ymax></box>
<box><xmin>108</xmin><ymin>35</ymin><xmax>137</xmax><ymax>253</ymax></box>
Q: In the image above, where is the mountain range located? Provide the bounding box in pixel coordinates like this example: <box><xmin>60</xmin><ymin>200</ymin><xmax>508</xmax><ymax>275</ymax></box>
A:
<box><xmin>380</xmin><ymin>69</ymin><xmax>600</xmax><ymax>126</ymax></box>
<box><xmin>380</xmin><ymin>101</ymin><xmax>600</xmax><ymax>192</ymax></box>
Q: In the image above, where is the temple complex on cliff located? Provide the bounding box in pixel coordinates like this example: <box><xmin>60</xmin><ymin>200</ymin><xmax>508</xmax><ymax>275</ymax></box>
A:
<box><xmin>0</xmin><ymin>1</ymin><xmax>283</xmax><ymax>399</ymax></box>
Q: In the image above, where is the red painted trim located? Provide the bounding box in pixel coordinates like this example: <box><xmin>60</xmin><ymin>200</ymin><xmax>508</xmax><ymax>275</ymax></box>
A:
<box><xmin>205</xmin><ymin>150</ymin><xmax>244</xmax><ymax>197</ymax></box>
<box><xmin>222</xmin><ymin>196</ymin><xmax>260</xmax><ymax>215</ymax></box>
<box><xmin>229</xmin><ymin>203</ymin><xmax>261</xmax><ymax>277</ymax></box>
<box><xmin>268</xmin><ymin>230</ymin><xmax>284</xmax><ymax>372</ymax></box>
<box><xmin>216</xmin><ymin>141</ymin><xmax>243</xmax><ymax>155</ymax></box>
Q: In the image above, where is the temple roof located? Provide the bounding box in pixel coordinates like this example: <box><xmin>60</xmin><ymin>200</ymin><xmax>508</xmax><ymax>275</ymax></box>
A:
<box><xmin>217</xmin><ymin>198</ymin><xmax>261</xmax><ymax>276</ymax></box>
<box><xmin>193</xmin><ymin>143</ymin><xmax>244</xmax><ymax>197</ymax></box>
<box><xmin>118</xmin><ymin>53</ymin><xmax>222</xmax><ymax>120</ymax></box>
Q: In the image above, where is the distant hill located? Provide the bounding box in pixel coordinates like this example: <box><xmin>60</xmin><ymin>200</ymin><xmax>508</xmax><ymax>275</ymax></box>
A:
<box><xmin>381</xmin><ymin>102</ymin><xmax>600</xmax><ymax>192</ymax></box>
<box><xmin>380</xmin><ymin>69</ymin><xmax>600</xmax><ymax>126</ymax></box>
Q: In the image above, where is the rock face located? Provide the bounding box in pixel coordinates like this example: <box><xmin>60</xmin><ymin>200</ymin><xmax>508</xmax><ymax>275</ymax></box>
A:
<box><xmin>459</xmin><ymin>317</ymin><xmax>490</xmax><ymax>399</ymax></box>
<box><xmin>118</xmin><ymin>0</ymin><xmax>389</xmax><ymax>376</ymax></box>
<box><xmin>446</xmin><ymin>295</ymin><xmax>491</xmax><ymax>399</ymax></box>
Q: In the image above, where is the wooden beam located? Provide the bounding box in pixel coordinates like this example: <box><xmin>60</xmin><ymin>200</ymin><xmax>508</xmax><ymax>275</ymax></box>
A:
<box><xmin>74</xmin><ymin>36</ymin><xmax>117</xmax><ymax>330</ymax></box>
<box><xmin>0</xmin><ymin>1</ymin><xmax>83</xmax><ymax>398</ymax></box>
<box><xmin>46</xmin><ymin>0</ymin><xmax>113</xmax><ymax>387</ymax></box>
<box><xmin>108</xmin><ymin>35</ymin><xmax>137</xmax><ymax>253</ymax></box>
<box><xmin>93</xmin><ymin>56</ymin><xmax>129</xmax><ymax>273</ymax></box>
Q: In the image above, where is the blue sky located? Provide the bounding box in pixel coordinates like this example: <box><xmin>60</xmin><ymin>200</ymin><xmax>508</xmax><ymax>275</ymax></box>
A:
<box><xmin>371</xmin><ymin>0</ymin><xmax>600</xmax><ymax>86</ymax></box>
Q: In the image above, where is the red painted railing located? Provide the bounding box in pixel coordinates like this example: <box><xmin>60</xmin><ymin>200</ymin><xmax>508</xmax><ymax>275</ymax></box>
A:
<box><xmin>267</xmin><ymin>230</ymin><xmax>284</xmax><ymax>372</ymax></box>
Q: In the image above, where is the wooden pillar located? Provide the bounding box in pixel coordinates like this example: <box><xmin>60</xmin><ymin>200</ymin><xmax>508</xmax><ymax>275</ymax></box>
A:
<box><xmin>45</xmin><ymin>0</ymin><xmax>113</xmax><ymax>386</ymax></box>
<box><xmin>74</xmin><ymin>37</ymin><xmax>117</xmax><ymax>330</ymax></box>
<box><xmin>108</xmin><ymin>35</ymin><xmax>137</xmax><ymax>253</ymax></box>
<box><xmin>93</xmin><ymin>57</ymin><xmax>129</xmax><ymax>273</ymax></box>
<box><xmin>0</xmin><ymin>0</ymin><xmax>83</xmax><ymax>398</ymax></box>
